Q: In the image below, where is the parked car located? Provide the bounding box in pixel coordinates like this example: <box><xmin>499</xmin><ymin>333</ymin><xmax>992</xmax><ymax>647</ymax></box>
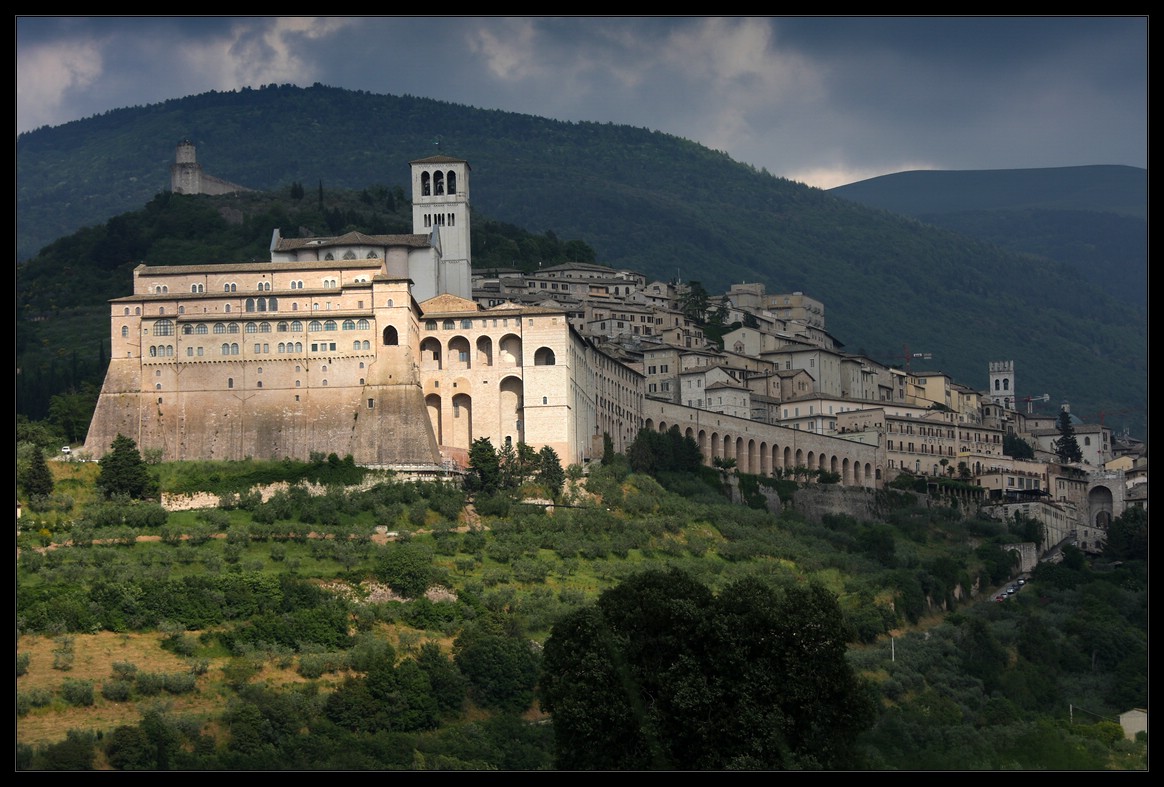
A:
<box><xmin>994</xmin><ymin>594</ymin><xmax>1006</xmax><ymax>602</ymax></box>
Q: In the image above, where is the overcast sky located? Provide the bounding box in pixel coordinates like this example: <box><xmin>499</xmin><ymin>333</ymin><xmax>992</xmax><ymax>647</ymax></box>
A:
<box><xmin>16</xmin><ymin>16</ymin><xmax>1148</xmax><ymax>189</ymax></box>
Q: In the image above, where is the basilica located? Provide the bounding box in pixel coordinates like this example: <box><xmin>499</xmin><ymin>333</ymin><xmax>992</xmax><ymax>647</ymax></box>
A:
<box><xmin>84</xmin><ymin>156</ymin><xmax>639</xmax><ymax>469</ymax></box>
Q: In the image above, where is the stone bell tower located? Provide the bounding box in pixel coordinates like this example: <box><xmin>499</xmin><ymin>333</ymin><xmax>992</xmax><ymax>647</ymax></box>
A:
<box><xmin>410</xmin><ymin>155</ymin><xmax>471</xmax><ymax>300</ymax></box>
<box><xmin>988</xmin><ymin>360</ymin><xmax>1015</xmax><ymax>409</ymax></box>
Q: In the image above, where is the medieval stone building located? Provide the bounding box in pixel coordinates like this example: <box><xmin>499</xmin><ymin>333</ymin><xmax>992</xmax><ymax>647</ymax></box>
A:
<box><xmin>85</xmin><ymin>156</ymin><xmax>636</xmax><ymax>469</ymax></box>
<box><xmin>170</xmin><ymin>140</ymin><xmax>252</xmax><ymax>196</ymax></box>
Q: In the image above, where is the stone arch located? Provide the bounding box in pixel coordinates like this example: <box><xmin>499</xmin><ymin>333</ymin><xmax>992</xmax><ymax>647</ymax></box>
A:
<box><xmin>499</xmin><ymin>375</ymin><xmax>525</xmax><ymax>445</ymax></box>
<box><xmin>534</xmin><ymin>346</ymin><xmax>556</xmax><ymax>365</ymax></box>
<box><xmin>1088</xmin><ymin>484</ymin><xmax>1115</xmax><ymax>529</ymax></box>
<box><xmin>476</xmin><ymin>335</ymin><xmax>493</xmax><ymax>367</ymax></box>
<box><xmin>420</xmin><ymin>337</ymin><xmax>442</xmax><ymax>370</ymax></box>
<box><xmin>425</xmin><ymin>393</ymin><xmax>442</xmax><ymax>445</ymax></box>
<box><xmin>842</xmin><ymin>457</ymin><xmax>851</xmax><ymax>485</ymax></box>
<box><xmin>499</xmin><ymin>334</ymin><xmax>523</xmax><ymax>366</ymax></box>
<box><xmin>382</xmin><ymin>325</ymin><xmax>399</xmax><ymax>346</ymax></box>
<box><xmin>698</xmin><ymin>430</ymin><xmax>708</xmax><ymax>461</ymax></box>
<box><xmin>747</xmin><ymin>439</ymin><xmax>757</xmax><ymax>475</ymax></box>
<box><xmin>710</xmin><ymin>432</ymin><xmax>721</xmax><ymax>460</ymax></box>
<box><xmin>452</xmin><ymin>392</ymin><xmax>473</xmax><ymax>448</ymax></box>
<box><xmin>448</xmin><ymin>335</ymin><xmax>472</xmax><ymax>370</ymax></box>
<box><xmin>644</xmin><ymin>418</ymin><xmax>655</xmax><ymax>432</ymax></box>
<box><xmin>735</xmin><ymin>436</ymin><xmax>746</xmax><ymax>469</ymax></box>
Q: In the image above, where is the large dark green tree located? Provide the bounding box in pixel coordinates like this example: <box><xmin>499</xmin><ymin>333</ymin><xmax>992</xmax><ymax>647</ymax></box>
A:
<box><xmin>1052</xmin><ymin>409</ymin><xmax>1083</xmax><ymax>463</ymax></box>
<box><xmin>464</xmin><ymin>436</ymin><xmax>501</xmax><ymax>494</ymax></box>
<box><xmin>537</xmin><ymin>445</ymin><xmax>565</xmax><ymax>499</ymax></box>
<box><xmin>1104</xmin><ymin>506</ymin><xmax>1147</xmax><ymax>561</ymax></box>
<box><xmin>21</xmin><ymin>446</ymin><xmax>54</xmax><ymax>499</ymax></box>
<box><xmin>1004</xmin><ymin>433</ymin><xmax>1035</xmax><ymax>460</ymax></box>
<box><xmin>453</xmin><ymin>624</ymin><xmax>540</xmax><ymax>714</ymax></box>
<box><xmin>678</xmin><ymin>281</ymin><xmax>711</xmax><ymax>323</ymax></box>
<box><xmin>96</xmin><ymin>433</ymin><xmax>158</xmax><ymax>501</ymax></box>
<box><xmin>539</xmin><ymin>568</ymin><xmax>876</xmax><ymax>770</ymax></box>
<box><xmin>375</xmin><ymin>542</ymin><xmax>436</xmax><ymax>598</ymax></box>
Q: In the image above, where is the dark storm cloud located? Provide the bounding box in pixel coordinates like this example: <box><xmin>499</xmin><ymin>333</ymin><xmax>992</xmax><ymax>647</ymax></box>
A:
<box><xmin>16</xmin><ymin>16</ymin><xmax>1147</xmax><ymax>188</ymax></box>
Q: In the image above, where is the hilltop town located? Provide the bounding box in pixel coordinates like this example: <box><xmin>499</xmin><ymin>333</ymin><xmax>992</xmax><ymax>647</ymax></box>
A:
<box><xmin>83</xmin><ymin>147</ymin><xmax>1147</xmax><ymax>564</ymax></box>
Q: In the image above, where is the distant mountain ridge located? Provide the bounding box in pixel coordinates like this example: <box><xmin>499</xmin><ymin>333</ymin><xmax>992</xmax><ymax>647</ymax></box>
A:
<box><xmin>830</xmin><ymin>166</ymin><xmax>1148</xmax><ymax>310</ymax></box>
<box><xmin>829</xmin><ymin>165</ymin><xmax>1146</xmax><ymax>219</ymax></box>
<box><xmin>15</xmin><ymin>85</ymin><xmax>1148</xmax><ymax>439</ymax></box>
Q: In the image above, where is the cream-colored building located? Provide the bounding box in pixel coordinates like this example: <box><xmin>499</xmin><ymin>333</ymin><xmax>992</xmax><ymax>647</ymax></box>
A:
<box><xmin>84</xmin><ymin>156</ymin><xmax>639</xmax><ymax>470</ymax></box>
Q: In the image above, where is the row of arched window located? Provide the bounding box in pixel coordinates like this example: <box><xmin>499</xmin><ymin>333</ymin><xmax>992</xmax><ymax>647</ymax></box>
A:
<box><xmin>146</xmin><ymin>339</ymin><xmax>376</xmax><ymax>359</ymax></box>
<box><xmin>156</xmin><ymin>319</ymin><xmax>373</xmax><ymax>336</ymax></box>
<box><xmin>422</xmin><ymin>213</ymin><xmax>455</xmax><ymax>228</ymax></box>
<box><xmin>151</xmin><ymin>280</ymin><xmax>349</xmax><ymax>295</ymax></box>
<box><xmin>128</xmin><ymin>297</ymin><xmax>399</xmax><ymax>321</ymax></box>
<box><xmin>420</xmin><ymin>170</ymin><xmax>458</xmax><ymax>196</ymax></box>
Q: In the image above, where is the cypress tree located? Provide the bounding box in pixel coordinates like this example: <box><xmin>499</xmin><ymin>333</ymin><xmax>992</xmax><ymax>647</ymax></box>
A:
<box><xmin>21</xmin><ymin>447</ymin><xmax>54</xmax><ymax>499</ymax></box>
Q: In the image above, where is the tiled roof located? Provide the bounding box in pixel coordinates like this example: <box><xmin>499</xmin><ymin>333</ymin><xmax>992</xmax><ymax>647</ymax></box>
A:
<box><xmin>410</xmin><ymin>155</ymin><xmax>469</xmax><ymax>165</ymax></box>
<box><xmin>273</xmin><ymin>232</ymin><xmax>429</xmax><ymax>251</ymax></box>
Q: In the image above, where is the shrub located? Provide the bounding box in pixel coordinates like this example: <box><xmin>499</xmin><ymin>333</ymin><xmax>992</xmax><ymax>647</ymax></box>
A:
<box><xmin>134</xmin><ymin>672</ymin><xmax>165</xmax><ymax>696</ymax></box>
<box><xmin>101</xmin><ymin>679</ymin><xmax>134</xmax><ymax>702</ymax></box>
<box><xmin>163</xmin><ymin>672</ymin><xmax>198</xmax><ymax>694</ymax></box>
<box><xmin>196</xmin><ymin>508</ymin><xmax>231</xmax><ymax>531</ymax></box>
<box><xmin>348</xmin><ymin>634</ymin><xmax>396</xmax><ymax>673</ymax></box>
<box><xmin>52</xmin><ymin>636</ymin><xmax>75</xmax><ymax>671</ymax></box>
<box><xmin>17</xmin><ymin>652</ymin><xmax>30</xmax><ymax>677</ymax></box>
<box><xmin>61</xmin><ymin>678</ymin><xmax>95</xmax><ymax>706</ymax></box>
<box><xmin>298</xmin><ymin>652</ymin><xmax>348</xmax><ymax>679</ymax></box>
<box><xmin>111</xmin><ymin>661</ymin><xmax>138</xmax><ymax>680</ymax></box>
<box><xmin>161</xmin><ymin>633</ymin><xmax>199</xmax><ymax>657</ymax></box>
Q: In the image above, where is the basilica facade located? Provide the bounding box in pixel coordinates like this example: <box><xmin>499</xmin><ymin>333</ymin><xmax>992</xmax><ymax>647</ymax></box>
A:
<box><xmin>84</xmin><ymin>156</ymin><xmax>635</xmax><ymax>469</ymax></box>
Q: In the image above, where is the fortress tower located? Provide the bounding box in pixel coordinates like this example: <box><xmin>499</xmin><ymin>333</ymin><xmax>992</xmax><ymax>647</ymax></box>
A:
<box><xmin>988</xmin><ymin>360</ymin><xmax>1015</xmax><ymax>409</ymax></box>
<box><xmin>170</xmin><ymin>140</ymin><xmax>252</xmax><ymax>197</ymax></box>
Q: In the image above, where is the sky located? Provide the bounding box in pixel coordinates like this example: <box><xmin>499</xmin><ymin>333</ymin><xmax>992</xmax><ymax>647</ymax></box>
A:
<box><xmin>16</xmin><ymin>16</ymin><xmax>1148</xmax><ymax>189</ymax></box>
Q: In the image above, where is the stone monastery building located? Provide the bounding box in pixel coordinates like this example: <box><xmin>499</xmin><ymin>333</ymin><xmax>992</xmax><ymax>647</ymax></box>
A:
<box><xmin>85</xmin><ymin>154</ymin><xmax>883</xmax><ymax>488</ymax></box>
<box><xmin>85</xmin><ymin>147</ymin><xmax>1143</xmax><ymax>546</ymax></box>
<box><xmin>84</xmin><ymin>156</ymin><xmax>643</xmax><ymax>471</ymax></box>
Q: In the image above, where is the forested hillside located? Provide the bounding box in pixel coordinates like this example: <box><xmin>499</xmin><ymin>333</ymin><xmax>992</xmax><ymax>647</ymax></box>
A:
<box><xmin>15</xmin><ymin>433</ymin><xmax>1149</xmax><ymax>770</ymax></box>
<box><xmin>830</xmin><ymin>167</ymin><xmax>1148</xmax><ymax>309</ymax></box>
<box><xmin>16</xmin><ymin>84</ymin><xmax>1147</xmax><ymax>438</ymax></box>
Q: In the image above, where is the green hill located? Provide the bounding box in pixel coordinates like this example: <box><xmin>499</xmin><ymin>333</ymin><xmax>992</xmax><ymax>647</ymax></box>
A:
<box><xmin>16</xmin><ymin>85</ymin><xmax>1148</xmax><ymax>439</ymax></box>
<box><xmin>829</xmin><ymin>166</ymin><xmax>1146</xmax><ymax>218</ymax></box>
<box><xmin>830</xmin><ymin>167</ymin><xmax>1148</xmax><ymax>308</ymax></box>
